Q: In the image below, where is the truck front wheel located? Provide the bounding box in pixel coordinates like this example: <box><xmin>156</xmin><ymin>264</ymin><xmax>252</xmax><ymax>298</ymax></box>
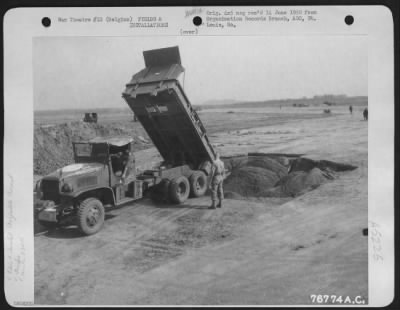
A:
<box><xmin>169</xmin><ymin>176</ymin><xmax>190</xmax><ymax>204</ymax></box>
<box><xmin>77</xmin><ymin>198</ymin><xmax>105</xmax><ymax>235</ymax></box>
<box><xmin>189</xmin><ymin>171</ymin><xmax>207</xmax><ymax>197</ymax></box>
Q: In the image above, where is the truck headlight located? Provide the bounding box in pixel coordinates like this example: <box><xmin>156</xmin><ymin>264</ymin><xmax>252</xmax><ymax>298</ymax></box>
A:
<box><xmin>61</xmin><ymin>182</ymin><xmax>73</xmax><ymax>193</ymax></box>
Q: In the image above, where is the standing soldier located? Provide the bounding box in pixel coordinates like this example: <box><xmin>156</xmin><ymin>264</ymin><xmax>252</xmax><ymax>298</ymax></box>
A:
<box><xmin>363</xmin><ymin>108</ymin><xmax>368</xmax><ymax>120</ymax></box>
<box><xmin>209</xmin><ymin>152</ymin><xmax>225</xmax><ymax>209</ymax></box>
<box><xmin>349</xmin><ymin>105</ymin><xmax>353</xmax><ymax>115</ymax></box>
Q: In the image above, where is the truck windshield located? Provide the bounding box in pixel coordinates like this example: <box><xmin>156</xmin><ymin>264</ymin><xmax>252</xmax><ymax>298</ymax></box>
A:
<box><xmin>74</xmin><ymin>143</ymin><xmax>92</xmax><ymax>156</ymax></box>
<box><xmin>74</xmin><ymin>143</ymin><xmax>108</xmax><ymax>162</ymax></box>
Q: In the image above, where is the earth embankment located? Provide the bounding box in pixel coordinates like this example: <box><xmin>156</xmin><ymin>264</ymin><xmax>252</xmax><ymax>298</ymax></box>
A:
<box><xmin>34</xmin><ymin>121</ymin><xmax>151</xmax><ymax>175</ymax></box>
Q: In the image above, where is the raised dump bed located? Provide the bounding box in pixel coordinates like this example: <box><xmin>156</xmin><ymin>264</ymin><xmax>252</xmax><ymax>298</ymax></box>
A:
<box><xmin>122</xmin><ymin>46</ymin><xmax>217</xmax><ymax>204</ymax></box>
<box><xmin>122</xmin><ymin>46</ymin><xmax>216</xmax><ymax>170</ymax></box>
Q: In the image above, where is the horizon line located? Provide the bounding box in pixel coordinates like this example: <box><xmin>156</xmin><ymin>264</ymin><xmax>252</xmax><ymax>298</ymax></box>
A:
<box><xmin>34</xmin><ymin>94</ymin><xmax>368</xmax><ymax>112</ymax></box>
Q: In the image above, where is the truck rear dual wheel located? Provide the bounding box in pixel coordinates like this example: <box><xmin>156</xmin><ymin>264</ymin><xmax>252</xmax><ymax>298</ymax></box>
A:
<box><xmin>189</xmin><ymin>171</ymin><xmax>207</xmax><ymax>197</ymax></box>
<box><xmin>77</xmin><ymin>198</ymin><xmax>105</xmax><ymax>235</ymax></box>
<box><xmin>169</xmin><ymin>176</ymin><xmax>190</xmax><ymax>204</ymax></box>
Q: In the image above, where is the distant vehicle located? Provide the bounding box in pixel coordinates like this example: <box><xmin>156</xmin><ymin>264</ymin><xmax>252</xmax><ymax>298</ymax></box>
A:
<box><xmin>323</xmin><ymin>101</ymin><xmax>336</xmax><ymax>106</ymax></box>
<box><xmin>35</xmin><ymin>46</ymin><xmax>217</xmax><ymax>235</ymax></box>
<box><xmin>83</xmin><ymin>113</ymin><xmax>98</xmax><ymax>123</ymax></box>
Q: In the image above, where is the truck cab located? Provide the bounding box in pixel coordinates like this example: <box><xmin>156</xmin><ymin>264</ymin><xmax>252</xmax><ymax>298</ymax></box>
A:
<box><xmin>36</xmin><ymin>137</ymin><xmax>144</xmax><ymax>235</ymax></box>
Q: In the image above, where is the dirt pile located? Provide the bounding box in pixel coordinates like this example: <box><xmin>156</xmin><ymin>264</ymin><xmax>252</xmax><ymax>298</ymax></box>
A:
<box><xmin>267</xmin><ymin>167</ymin><xmax>334</xmax><ymax>197</ymax></box>
<box><xmin>224</xmin><ymin>155</ymin><xmax>288</xmax><ymax>198</ymax></box>
<box><xmin>34</xmin><ymin>121</ymin><xmax>151</xmax><ymax>175</ymax></box>
<box><xmin>223</xmin><ymin>155</ymin><xmax>356</xmax><ymax>199</ymax></box>
<box><xmin>225</xmin><ymin>166</ymin><xmax>281</xmax><ymax>198</ymax></box>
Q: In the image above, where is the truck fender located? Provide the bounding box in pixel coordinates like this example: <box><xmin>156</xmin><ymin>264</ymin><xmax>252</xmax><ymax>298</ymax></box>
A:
<box><xmin>71</xmin><ymin>186</ymin><xmax>116</xmax><ymax>206</ymax></box>
<box><xmin>198</xmin><ymin>160</ymin><xmax>212</xmax><ymax>176</ymax></box>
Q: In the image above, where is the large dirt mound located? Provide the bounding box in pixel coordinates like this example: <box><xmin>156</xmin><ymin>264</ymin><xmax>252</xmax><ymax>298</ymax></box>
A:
<box><xmin>223</xmin><ymin>155</ymin><xmax>356</xmax><ymax>199</ymax></box>
<box><xmin>268</xmin><ymin>167</ymin><xmax>334</xmax><ymax>197</ymax></box>
<box><xmin>224</xmin><ymin>166</ymin><xmax>282</xmax><ymax>198</ymax></box>
<box><xmin>34</xmin><ymin>121</ymin><xmax>151</xmax><ymax>175</ymax></box>
<box><xmin>246</xmin><ymin>156</ymin><xmax>289</xmax><ymax>178</ymax></box>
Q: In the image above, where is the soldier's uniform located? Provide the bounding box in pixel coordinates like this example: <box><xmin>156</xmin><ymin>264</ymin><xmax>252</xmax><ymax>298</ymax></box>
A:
<box><xmin>363</xmin><ymin>108</ymin><xmax>368</xmax><ymax>120</ymax></box>
<box><xmin>210</xmin><ymin>157</ymin><xmax>225</xmax><ymax>209</ymax></box>
<box><xmin>113</xmin><ymin>151</ymin><xmax>130</xmax><ymax>178</ymax></box>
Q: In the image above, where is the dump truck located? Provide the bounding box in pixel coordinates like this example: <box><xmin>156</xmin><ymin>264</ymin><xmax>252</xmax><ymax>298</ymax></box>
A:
<box><xmin>122</xmin><ymin>46</ymin><xmax>217</xmax><ymax>202</ymax></box>
<box><xmin>35</xmin><ymin>46</ymin><xmax>216</xmax><ymax>235</ymax></box>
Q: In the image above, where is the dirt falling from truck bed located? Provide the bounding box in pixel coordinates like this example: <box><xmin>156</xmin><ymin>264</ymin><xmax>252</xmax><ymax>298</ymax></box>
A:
<box><xmin>34</xmin><ymin>121</ymin><xmax>152</xmax><ymax>175</ymax></box>
<box><xmin>223</xmin><ymin>155</ymin><xmax>357</xmax><ymax>199</ymax></box>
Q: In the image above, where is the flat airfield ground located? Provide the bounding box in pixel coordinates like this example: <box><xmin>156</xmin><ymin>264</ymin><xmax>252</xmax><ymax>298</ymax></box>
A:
<box><xmin>34</xmin><ymin>105</ymin><xmax>368</xmax><ymax>305</ymax></box>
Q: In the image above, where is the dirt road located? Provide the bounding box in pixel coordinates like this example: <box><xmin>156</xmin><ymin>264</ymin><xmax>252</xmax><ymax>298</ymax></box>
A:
<box><xmin>34</xmin><ymin>108</ymin><xmax>367</xmax><ymax>305</ymax></box>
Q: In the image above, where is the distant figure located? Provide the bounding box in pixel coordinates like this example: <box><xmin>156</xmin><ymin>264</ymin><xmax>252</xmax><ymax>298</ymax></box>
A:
<box><xmin>349</xmin><ymin>105</ymin><xmax>353</xmax><ymax>115</ymax></box>
<box><xmin>363</xmin><ymin>108</ymin><xmax>368</xmax><ymax>121</ymax></box>
<box><xmin>209</xmin><ymin>152</ymin><xmax>225</xmax><ymax>209</ymax></box>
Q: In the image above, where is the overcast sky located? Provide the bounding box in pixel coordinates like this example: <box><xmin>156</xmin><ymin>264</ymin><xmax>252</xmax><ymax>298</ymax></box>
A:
<box><xmin>33</xmin><ymin>35</ymin><xmax>367</xmax><ymax>110</ymax></box>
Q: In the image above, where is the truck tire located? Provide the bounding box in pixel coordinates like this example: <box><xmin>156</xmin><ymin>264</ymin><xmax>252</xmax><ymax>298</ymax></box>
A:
<box><xmin>77</xmin><ymin>198</ymin><xmax>105</xmax><ymax>235</ymax></box>
<box><xmin>189</xmin><ymin>171</ymin><xmax>207</xmax><ymax>197</ymax></box>
<box><xmin>169</xmin><ymin>176</ymin><xmax>190</xmax><ymax>204</ymax></box>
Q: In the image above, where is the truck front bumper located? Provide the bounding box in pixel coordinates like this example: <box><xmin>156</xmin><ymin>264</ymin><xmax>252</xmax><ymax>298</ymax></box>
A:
<box><xmin>37</xmin><ymin>200</ymin><xmax>59</xmax><ymax>223</ymax></box>
<box><xmin>37</xmin><ymin>199</ymin><xmax>72</xmax><ymax>223</ymax></box>
<box><xmin>38</xmin><ymin>207</ymin><xmax>57</xmax><ymax>222</ymax></box>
